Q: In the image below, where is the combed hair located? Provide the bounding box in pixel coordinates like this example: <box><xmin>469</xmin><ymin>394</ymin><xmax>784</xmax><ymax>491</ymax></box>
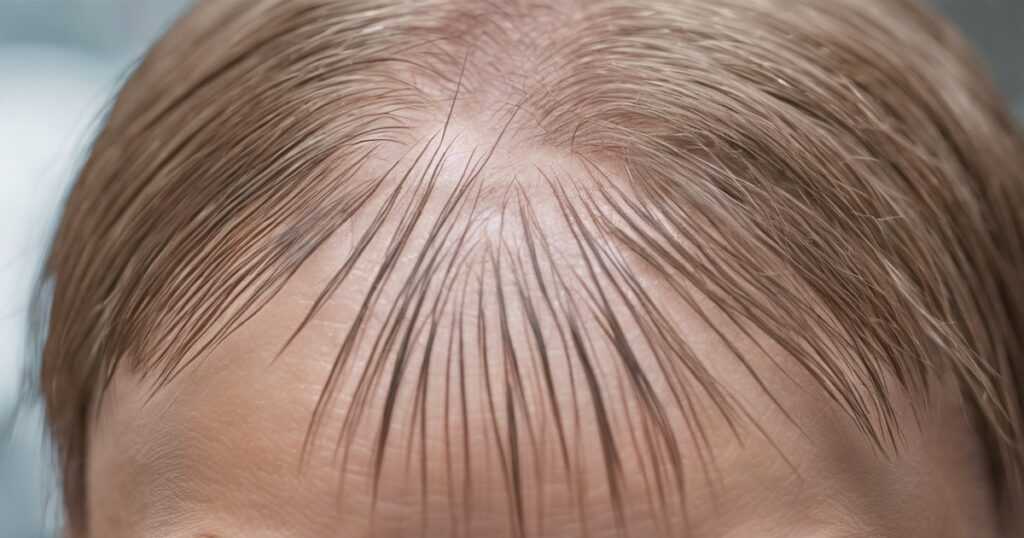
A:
<box><xmin>37</xmin><ymin>0</ymin><xmax>1024</xmax><ymax>535</ymax></box>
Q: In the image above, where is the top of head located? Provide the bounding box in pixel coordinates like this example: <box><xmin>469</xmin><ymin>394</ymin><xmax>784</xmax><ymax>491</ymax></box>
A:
<box><xmin>38</xmin><ymin>1</ymin><xmax>1024</xmax><ymax>537</ymax></box>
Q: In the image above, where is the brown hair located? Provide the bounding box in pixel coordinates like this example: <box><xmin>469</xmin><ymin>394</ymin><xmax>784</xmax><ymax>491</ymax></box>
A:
<box><xmin>37</xmin><ymin>0</ymin><xmax>1024</xmax><ymax>534</ymax></box>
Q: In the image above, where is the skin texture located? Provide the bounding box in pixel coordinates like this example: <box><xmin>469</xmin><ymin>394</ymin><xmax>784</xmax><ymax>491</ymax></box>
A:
<box><xmin>84</xmin><ymin>130</ymin><xmax>1000</xmax><ymax>538</ymax></box>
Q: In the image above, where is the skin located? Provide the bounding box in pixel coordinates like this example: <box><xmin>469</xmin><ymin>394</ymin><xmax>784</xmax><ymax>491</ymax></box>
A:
<box><xmin>84</xmin><ymin>127</ymin><xmax>1001</xmax><ymax>538</ymax></box>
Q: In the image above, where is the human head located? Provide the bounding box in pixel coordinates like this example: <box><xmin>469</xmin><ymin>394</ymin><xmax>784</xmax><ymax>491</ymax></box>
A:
<box><xmin>37</xmin><ymin>0</ymin><xmax>1024</xmax><ymax>536</ymax></box>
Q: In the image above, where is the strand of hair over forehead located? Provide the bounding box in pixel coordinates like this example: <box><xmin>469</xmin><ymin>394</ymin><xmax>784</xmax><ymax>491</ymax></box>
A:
<box><xmin>38</xmin><ymin>0</ymin><xmax>1024</xmax><ymax>534</ymax></box>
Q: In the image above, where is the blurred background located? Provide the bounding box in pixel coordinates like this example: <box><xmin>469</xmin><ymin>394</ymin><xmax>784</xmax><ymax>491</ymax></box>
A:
<box><xmin>0</xmin><ymin>1</ymin><xmax>1021</xmax><ymax>536</ymax></box>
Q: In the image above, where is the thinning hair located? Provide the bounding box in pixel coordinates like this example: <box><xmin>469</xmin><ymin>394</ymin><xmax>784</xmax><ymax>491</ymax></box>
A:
<box><xmin>37</xmin><ymin>0</ymin><xmax>1024</xmax><ymax>534</ymax></box>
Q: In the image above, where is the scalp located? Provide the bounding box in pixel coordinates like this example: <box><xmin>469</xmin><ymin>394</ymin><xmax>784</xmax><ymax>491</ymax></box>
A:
<box><xmin>38</xmin><ymin>0</ymin><xmax>1024</xmax><ymax>535</ymax></box>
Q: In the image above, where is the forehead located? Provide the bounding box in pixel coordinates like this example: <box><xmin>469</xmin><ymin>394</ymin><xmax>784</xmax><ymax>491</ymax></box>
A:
<box><xmin>85</xmin><ymin>132</ymin><xmax>991</xmax><ymax>538</ymax></box>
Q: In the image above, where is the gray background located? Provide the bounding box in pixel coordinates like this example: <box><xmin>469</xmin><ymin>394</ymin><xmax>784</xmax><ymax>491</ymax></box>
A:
<box><xmin>0</xmin><ymin>1</ymin><xmax>1020</xmax><ymax>537</ymax></box>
